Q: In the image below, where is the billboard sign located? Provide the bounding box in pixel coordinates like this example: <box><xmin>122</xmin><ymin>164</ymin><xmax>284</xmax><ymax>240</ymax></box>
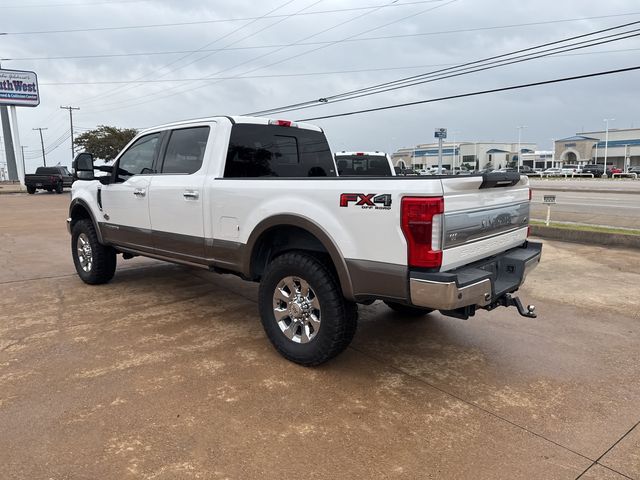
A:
<box><xmin>0</xmin><ymin>69</ymin><xmax>40</xmax><ymax>107</ymax></box>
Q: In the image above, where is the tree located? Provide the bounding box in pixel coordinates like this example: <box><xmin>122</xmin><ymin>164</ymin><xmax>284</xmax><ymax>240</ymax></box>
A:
<box><xmin>74</xmin><ymin>125</ymin><xmax>138</xmax><ymax>162</ymax></box>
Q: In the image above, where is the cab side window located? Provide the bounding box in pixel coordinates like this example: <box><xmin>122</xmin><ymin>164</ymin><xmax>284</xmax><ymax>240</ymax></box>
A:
<box><xmin>161</xmin><ymin>127</ymin><xmax>210</xmax><ymax>174</ymax></box>
<box><xmin>116</xmin><ymin>132</ymin><xmax>161</xmax><ymax>182</ymax></box>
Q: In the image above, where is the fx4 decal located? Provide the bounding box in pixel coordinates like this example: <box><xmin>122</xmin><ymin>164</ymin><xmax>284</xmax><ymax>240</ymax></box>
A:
<box><xmin>340</xmin><ymin>193</ymin><xmax>392</xmax><ymax>210</ymax></box>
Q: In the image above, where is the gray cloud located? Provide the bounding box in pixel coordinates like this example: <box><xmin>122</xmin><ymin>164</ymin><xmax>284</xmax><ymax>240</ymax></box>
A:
<box><xmin>2</xmin><ymin>0</ymin><xmax>639</xmax><ymax>172</ymax></box>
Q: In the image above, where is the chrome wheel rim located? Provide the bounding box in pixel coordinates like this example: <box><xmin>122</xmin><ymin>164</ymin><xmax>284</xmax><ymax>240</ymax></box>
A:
<box><xmin>77</xmin><ymin>233</ymin><xmax>93</xmax><ymax>272</ymax></box>
<box><xmin>272</xmin><ymin>276</ymin><xmax>321</xmax><ymax>344</ymax></box>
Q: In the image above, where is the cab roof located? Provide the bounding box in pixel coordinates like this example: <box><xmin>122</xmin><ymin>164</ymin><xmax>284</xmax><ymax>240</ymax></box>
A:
<box><xmin>140</xmin><ymin>115</ymin><xmax>323</xmax><ymax>134</ymax></box>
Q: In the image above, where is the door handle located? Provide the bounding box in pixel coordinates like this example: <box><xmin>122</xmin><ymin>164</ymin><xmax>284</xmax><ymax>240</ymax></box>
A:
<box><xmin>183</xmin><ymin>190</ymin><xmax>199</xmax><ymax>200</ymax></box>
<box><xmin>133</xmin><ymin>188</ymin><xmax>146</xmax><ymax>197</ymax></box>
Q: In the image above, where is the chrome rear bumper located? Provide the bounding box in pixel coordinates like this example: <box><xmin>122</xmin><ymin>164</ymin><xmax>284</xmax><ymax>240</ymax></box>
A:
<box><xmin>410</xmin><ymin>241</ymin><xmax>542</xmax><ymax>311</ymax></box>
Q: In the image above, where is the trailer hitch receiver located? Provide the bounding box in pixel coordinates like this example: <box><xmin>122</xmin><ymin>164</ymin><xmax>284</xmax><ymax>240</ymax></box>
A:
<box><xmin>483</xmin><ymin>293</ymin><xmax>537</xmax><ymax>318</ymax></box>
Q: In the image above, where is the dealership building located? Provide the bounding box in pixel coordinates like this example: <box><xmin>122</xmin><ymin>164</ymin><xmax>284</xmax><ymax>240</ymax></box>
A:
<box><xmin>391</xmin><ymin>141</ymin><xmax>537</xmax><ymax>171</ymax></box>
<box><xmin>555</xmin><ymin>128</ymin><xmax>640</xmax><ymax>169</ymax></box>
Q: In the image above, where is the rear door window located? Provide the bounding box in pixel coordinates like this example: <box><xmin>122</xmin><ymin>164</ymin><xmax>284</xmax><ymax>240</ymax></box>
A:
<box><xmin>161</xmin><ymin>126</ymin><xmax>210</xmax><ymax>174</ymax></box>
<box><xmin>223</xmin><ymin>124</ymin><xmax>336</xmax><ymax>177</ymax></box>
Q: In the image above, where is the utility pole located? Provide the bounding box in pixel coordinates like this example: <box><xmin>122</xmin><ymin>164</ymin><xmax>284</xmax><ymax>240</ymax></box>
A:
<box><xmin>33</xmin><ymin>127</ymin><xmax>48</xmax><ymax>166</ymax></box>
<box><xmin>60</xmin><ymin>105</ymin><xmax>79</xmax><ymax>161</ymax></box>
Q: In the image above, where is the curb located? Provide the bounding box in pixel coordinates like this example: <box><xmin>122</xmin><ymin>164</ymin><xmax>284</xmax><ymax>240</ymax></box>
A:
<box><xmin>531</xmin><ymin>225</ymin><xmax>640</xmax><ymax>249</ymax></box>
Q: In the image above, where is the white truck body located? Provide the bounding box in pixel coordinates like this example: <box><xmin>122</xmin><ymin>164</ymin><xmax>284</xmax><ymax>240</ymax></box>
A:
<box><xmin>68</xmin><ymin>115</ymin><xmax>541</xmax><ymax>364</ymax></box>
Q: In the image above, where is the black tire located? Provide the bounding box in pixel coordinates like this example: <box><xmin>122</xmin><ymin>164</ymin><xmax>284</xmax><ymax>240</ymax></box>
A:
<box><xmin>45</xmin><ymin>187</ymin><xmax>52</xmax><ymax>192</ymax></box>
<box><xmin>55</xmin><ymin>182</ymin><xmax>64</xmax><ymax>194</ymax></box>
<box><xmin>71</xmin><ymin>219</ymin><xmax>117</xmax><ymax>285</ymax></box>
<box><xmin>384</xmin><ymin>301</ymin><xmax>434</xmax><ymax>317</ymax></box>
<box><xmin>26</xmin><ymin>186</ymin><xmax>36</xmax><ymax>194</ymax></box>
<box><xmin>258</xmin><ymin>251</ymin><xmax>358</xmax><ymax>366</ymax></box>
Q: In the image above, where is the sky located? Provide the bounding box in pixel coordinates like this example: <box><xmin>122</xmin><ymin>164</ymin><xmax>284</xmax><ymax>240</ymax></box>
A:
<box><xmin>1</xmin><ymin>0</ymin><xmax>640</xmax><ymax>172</ymax></box>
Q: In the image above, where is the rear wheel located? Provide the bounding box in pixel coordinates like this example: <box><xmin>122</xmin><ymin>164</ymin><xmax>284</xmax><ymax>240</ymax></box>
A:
<box><xmin>258</xmin><ymin>251</ymin><xmax>358</xmax><ymax>366</ymax></box>
<box><xmin>384</xmin><ymin>301</ymin><xmax>434</xmax><ymax>317</ymax></box>
<box><xmin>71</xmin><ymin>219</ymin><xmax>117</xmax><ymax>285</ymax></box>
<box><xmin>26</xmin><ymin>186</ymin><xmax>36</xmax><ymax>194</ymax></box>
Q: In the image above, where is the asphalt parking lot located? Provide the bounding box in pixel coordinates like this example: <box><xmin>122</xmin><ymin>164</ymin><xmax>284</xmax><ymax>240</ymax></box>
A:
<box><xmin>1</xmin><ymin>193</ymin><xmax>640</xmax><ymax>479</ymax></box>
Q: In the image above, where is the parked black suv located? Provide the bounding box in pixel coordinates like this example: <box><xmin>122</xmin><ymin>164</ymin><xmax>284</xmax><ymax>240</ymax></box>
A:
<box><xmin>581</xmin><ymin>164</ymin><xmax>613</xmax><ymax>178</ymax></box>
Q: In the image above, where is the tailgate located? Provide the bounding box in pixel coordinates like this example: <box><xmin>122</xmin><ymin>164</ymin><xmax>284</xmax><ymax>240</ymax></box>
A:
<box><xmin>439</xmin><ymin>173</ymin><xmax>530</xmax><ymax>271</ymax></box>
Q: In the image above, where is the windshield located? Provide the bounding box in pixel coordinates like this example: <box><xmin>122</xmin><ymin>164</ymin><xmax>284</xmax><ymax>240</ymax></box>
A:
<box><xmin>335</xmin><ymin>154</ymin><xmax>392</xmax><ymax>176</ymax></box>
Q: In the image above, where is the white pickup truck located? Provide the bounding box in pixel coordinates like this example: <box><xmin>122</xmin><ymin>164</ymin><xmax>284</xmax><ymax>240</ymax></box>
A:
<box><xmin>68</xmin><ymin>116</ymin><xmax>541</xmax><ymax>365</ymax></box>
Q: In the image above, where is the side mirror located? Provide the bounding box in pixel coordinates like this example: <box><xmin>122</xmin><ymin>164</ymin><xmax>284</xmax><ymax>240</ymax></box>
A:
<box><xmin>72</xmin><ymin>152</ymin><xmax>95</xmax><ymax>181</ymax></box>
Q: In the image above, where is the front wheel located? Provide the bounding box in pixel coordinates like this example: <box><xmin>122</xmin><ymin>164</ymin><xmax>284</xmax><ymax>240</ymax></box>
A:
<box><xmin>258</xmin><ymin>252</ymin><xmax>357</xmax><ymax>366</ymax></box>
<box><xmin>71</xmin><ymin>219</ymin><xmax>117</xmax><ymax>285</ymax></box>
<box><xmin>384</xmin><ymin>301</ymin><xmax>434</xmax><ymax>317</ymax></box>
<box><xmin>26</xmin><ymin>186</ymin><xmax>36</xmax><ymax>194</ymax></box>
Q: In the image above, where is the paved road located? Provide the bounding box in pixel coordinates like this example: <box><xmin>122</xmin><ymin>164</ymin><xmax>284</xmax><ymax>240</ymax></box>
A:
<box><xmin>531</xmin><ymin>189</ymin><xmax>640</xmax><ymax>229</ymax></box>
<box><xmin>1</xmin><ymin>194</ymin><xmax>640</xmax><ymax>479</ymax></box>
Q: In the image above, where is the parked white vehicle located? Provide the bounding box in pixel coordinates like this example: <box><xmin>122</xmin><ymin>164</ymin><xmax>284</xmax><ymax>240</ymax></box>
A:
<box><xmin>68</xmin><ymin>116</ymin><xmax>541</xmax><ymax>365</ymax></box>
<box><xmin>543</xmin><ymin>167</ymin><xmax>563</xmax><ymax>176</ymax></box>
<box><xmin>560</xmin><ymin>164</ymin><xmax>582</xmax><ymax>175</ymax></box>
<box><xmin>334</xmin><ymin>151</ymin><xmax>395</xmax><ymax>176</ymax></box>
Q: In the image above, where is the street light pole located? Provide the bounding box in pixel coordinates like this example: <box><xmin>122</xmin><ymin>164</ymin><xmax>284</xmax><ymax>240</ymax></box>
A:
<box><xmin>516</xmin><ymin>125</ymin><xmax>527</xmax><ymax>172</ymax></box>
<box><xmin>603</xmin><ymin>118</ymin><xmax>615</xmax><ymax>177</ymax></box>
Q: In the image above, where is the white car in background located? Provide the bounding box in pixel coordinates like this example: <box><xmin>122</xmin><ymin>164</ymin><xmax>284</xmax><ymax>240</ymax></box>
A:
<box><xmin>543</xmin><ymin>167</ymin><xmax>563</xmax><ymax>176</ymax></box>
<box><xmin>560</xmin><ymin>164</ymin><xmax>582</xmax><ymax>175</ymax></box>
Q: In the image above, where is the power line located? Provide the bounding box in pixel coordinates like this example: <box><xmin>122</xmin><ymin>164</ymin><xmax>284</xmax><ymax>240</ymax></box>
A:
<box><xmin>86</xmin><ymin>0</ymin><xmax>458</xmax><ymax>113</ymax></box>
<box><xmin>4</xmin><ymin>11</ymin><xmax>640</xmax><ymax>61</ymax></box>
<box><xmin>1</xmin><ymin>0</ymin><xmax>146</xmax><ymax>8</ymax></box>
<box><xmin>32</xmin><ymin>47</ymin><xmax>640</xmax><ymax>86</ymax></box>
<box><xmin>75</xmin><ymin>0</ymin><xmax>301</xmax><ymax>105</ymax></box>
<box><xmin>24</xmin><ymin>130</ymin><xmax>72</xmax><ymax>158</ymax></box>
<box><xmin>295</xmin><ymin>65</ymin><xmax>640</xmax><ymax>122</ymax></box>
<box><xmin>250</xmin><ymin>23</ymin><xmax>640</xmax><ymax>117</ymax></box>
<box><xmin>80</xmin><ymin>0</ymin><xmax>411</xmax><ymax>111</ymax></box>
<box><xmin>149</xmin><ymin>0</ymin><xmax>323</xmax><ymax>84</ymax></box>
<box><xmin>1</xmin><ymin>0</ymin><xmax>445</xmax><ymax>35</ymax></box>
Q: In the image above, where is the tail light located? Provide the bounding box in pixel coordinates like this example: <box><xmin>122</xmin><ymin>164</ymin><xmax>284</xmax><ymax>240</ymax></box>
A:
<box><xmin>401</xmin><ymin>196</ymin><xmax>444</xmax><ymax>269</ymax></box>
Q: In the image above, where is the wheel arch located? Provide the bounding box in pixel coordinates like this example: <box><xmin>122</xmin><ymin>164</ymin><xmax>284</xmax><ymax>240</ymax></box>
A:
<box><xmin>244</xmin><ymin>215</ymin><xmax>355</xmax><ymax>300</ymax></box>
<box><xmin>69</xmin><ymin>198</ymin><xmax>105</xmax><ymax>244</ymax></box>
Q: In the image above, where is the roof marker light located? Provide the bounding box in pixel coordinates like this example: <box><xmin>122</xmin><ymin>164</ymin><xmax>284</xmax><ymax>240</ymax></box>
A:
<box><xmin>269</xmin><ymin>119</ymin><xmax>297</xmax><ymax>127</ymax></box>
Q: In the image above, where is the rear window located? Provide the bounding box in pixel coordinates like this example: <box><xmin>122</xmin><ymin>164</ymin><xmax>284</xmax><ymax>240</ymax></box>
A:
<box><xmin>335</xmin><ymin>155</ymin><xmax>392</xmax><ymax>176</ymax></box>
<box><xmin>224</xmin><ymin>124</ymin><xmax>336</xmax><ymax>178</ymax></box>
<box><xmin>35</xmin><ymin>167</ymin><xmax>60</xmax><ymax>175</ymax></box>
